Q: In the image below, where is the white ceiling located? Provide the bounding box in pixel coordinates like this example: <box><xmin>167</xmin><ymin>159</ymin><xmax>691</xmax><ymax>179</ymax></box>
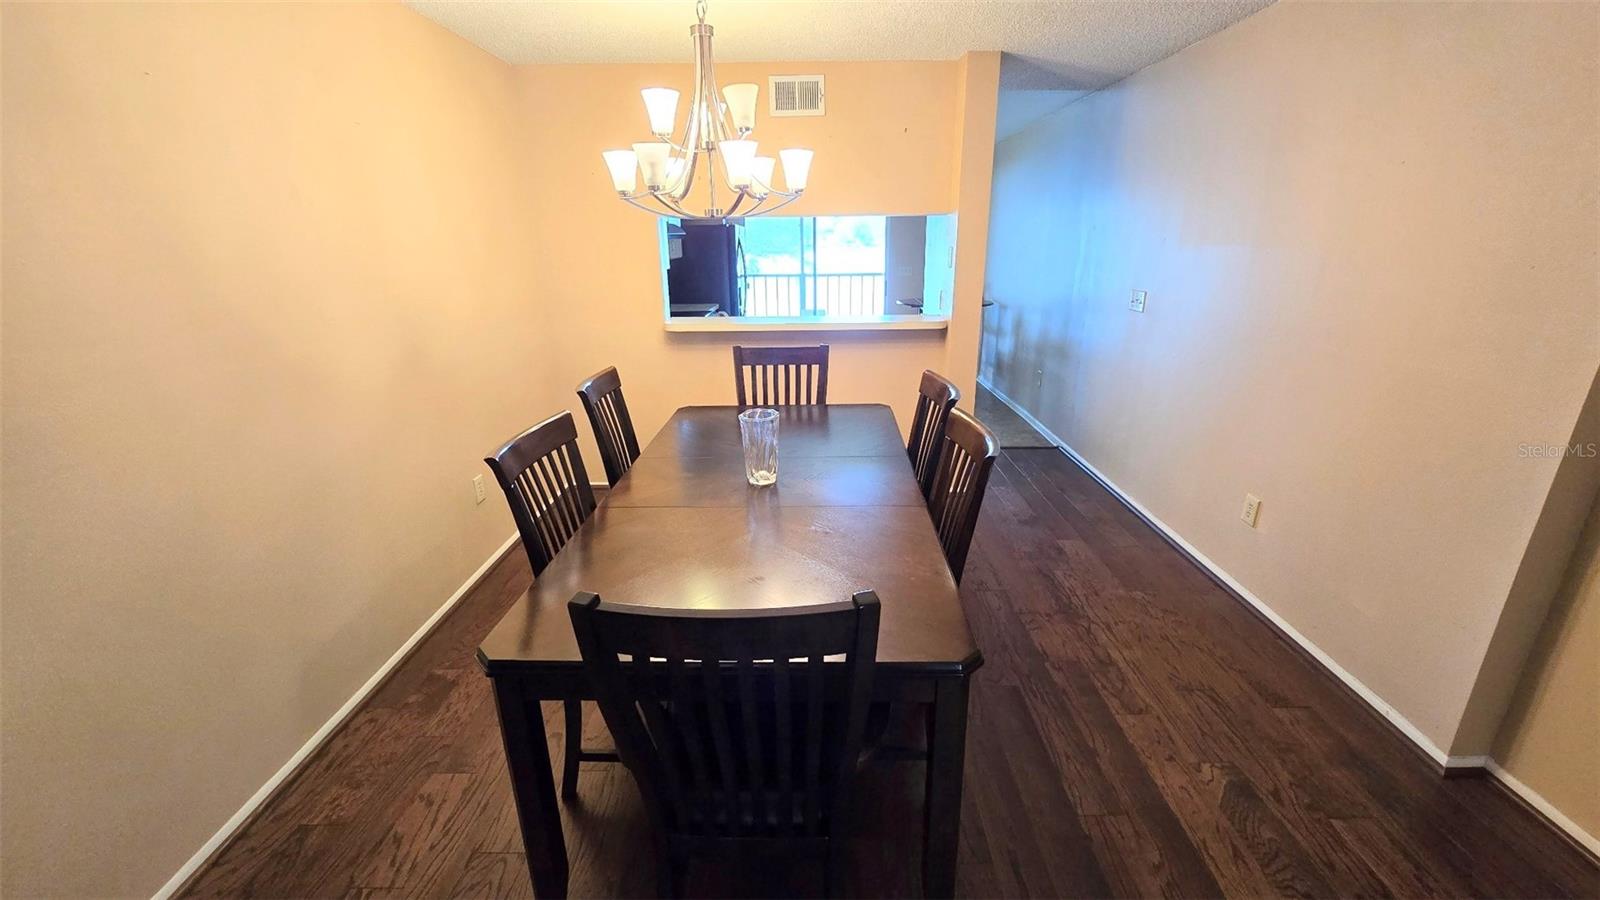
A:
<box><xmin>406</xmin><ymin>0</ymin><xmax>1272</xmax><ymax>90</ymax></box>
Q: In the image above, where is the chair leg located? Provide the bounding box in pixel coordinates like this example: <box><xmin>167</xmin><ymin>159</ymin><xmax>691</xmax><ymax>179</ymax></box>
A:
<box><xmin>561</xmin><ymin>699</ymin><xmax>582</xmax><ymax>801</ymax></box>
<box><xmin>824</xmin><ymin>839</ymin><xmax>847</xmax><ymax>899</ymax></box>
<box><xmin>655</xmin><ymin>851</ymin><xmax>673</xmax><ymax>899</ymax></box>
<box><xmin>655</xmin><ymin>842</ymin><xmax>683</xmax><ymax>899</ymax></box>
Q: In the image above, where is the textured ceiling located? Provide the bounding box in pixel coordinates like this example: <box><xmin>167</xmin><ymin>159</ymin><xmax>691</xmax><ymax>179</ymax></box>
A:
<box><xmin>405</xmin><ymin>0</ymin><xmax>1273</xmax><ymax>90</ymax></box>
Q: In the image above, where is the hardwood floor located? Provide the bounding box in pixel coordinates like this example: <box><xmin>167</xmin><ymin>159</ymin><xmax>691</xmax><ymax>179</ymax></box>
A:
<box><xmin>180</xmin><ymin>449</ymin><xmax>1599</xmax><ymax>899</ymax></box>
<box><xmin>973</xmin><ymin>385</ymin><xmax>1053</xmax><ymax>449</ymax></box>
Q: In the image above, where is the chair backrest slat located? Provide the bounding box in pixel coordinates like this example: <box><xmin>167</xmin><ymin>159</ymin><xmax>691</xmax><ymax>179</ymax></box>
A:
<box><xmin>774</xmin><ymin>655</ymin><xmax>795</xmax><ymax>836</ymax></box>
<box><xmin>633</xmin><ymin>652</ymin><xmax>693</xmax><ymax>827</ymax></box>
<box><xmin>667</xmin><ymin>655</ymin><xmax>714</xmax><ymax>829</ymax></box>
<box><xmin>907</xmin><ymin>370</ymin><xmax>961</xmax><ymax>499</ymax></box>
<box><xmin>735</xmin><ymin>657</ymin><xmax>768</xmax><ymax>829</ymax></box>
<box><xmin>700</xmin><ymin>658</ymin><xmax>741</xmax><ymax>831</ymax></box>
<box><xmin>803</xmin><ymin>653</ymin><xmax>825</xmax><ymax>834</ymax></box>
<box><xmin>576</xmin><ymin>367</ymin><xmax>641</xmax><ymax>487</ymax></box>
<box><xmin>733</xmin><ymin>345</ymin><xmax>830</xmax><ymax>406</ymax></box>
<box><xmin>926</xmin><ymin>408</ymin><xmax>1000</xmax><ymax>584</ymax></box>
<box><xmin>569</xmin><ymin>592</ymin><xmax>880</xmax><ymax>846</ymax></box>
<box><xmin>484</xmin><ymin>412</ymin><xmax>597</xmax><ymax>576</ymax></box>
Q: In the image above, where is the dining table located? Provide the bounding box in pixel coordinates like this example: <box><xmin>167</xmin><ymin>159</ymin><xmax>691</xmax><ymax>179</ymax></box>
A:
<box><xmin>477</xmin><ymin>403</ymin><xmax>983</xmax><ymax>898</ymax></box>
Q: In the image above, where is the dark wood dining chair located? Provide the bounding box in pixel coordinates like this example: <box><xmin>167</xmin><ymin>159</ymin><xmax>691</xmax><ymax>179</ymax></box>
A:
<box><xmin>576</xmin><ymin>366</ymin><xmax>641</xmax><ymax>487</ymax></box>
<box><xmin>926</xmin><ymin>408</ymin><xmax>1000</xmax><ymax>584</ymax></box>
<box><xmin>569</xmin><ymin>591</ymin><xmax>881</xmax><ymax>899</ymax></box>
<box><xmin>484</xmin><ymin>412</ymin><xmax>617</xmax><ymax>799</ymax></box>
<box><xmin>906</xmin><ymin>370</ymin><xmax>961</xmax><ymax>499</ymax></box>
<box><xmin>732</xmin><ymin>344</ymin><xmax>829</xmax><ymax>406</ymax></box>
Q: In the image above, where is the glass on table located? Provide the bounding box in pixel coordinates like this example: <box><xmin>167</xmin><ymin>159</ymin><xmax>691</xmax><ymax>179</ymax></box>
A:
<box><xmin>738</xmin><ymin>407</ymin><xmax>780</xmax><ymax>486</ymax></box>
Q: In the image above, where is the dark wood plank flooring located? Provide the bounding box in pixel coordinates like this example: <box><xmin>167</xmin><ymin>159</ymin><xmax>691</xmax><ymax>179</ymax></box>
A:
<box><xmin>181</xmin><ymin>449</ymin><xmax>1599</xmax><ymax>898</ymax></box>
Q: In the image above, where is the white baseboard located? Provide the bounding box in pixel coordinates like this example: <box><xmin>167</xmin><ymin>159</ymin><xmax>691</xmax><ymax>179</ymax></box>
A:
<box><xmin>1485</xmin><ymin>759</ymin><xmax>1600</xmax><ymax>858</ymax></box>
<box><xmin>978</xmin><ymin>377</ymin><xmax>1599</xmax><ymax>855</ymax></box>
<box><xmin>976</xmin><ymin>378</ymin><xmax>1455</xmax><ymax>765</ymax></box>
<box><xmin>152</xmin><ymin>532</ymin><xmax>520</xmax><ymax>900</ymax></box>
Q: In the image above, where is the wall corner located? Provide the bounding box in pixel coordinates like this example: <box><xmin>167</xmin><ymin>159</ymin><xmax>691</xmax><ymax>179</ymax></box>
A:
<box><xmin>1449</xmin><ymin>365</ymin><xmax>1600</xmax><ymax>756</ymax></box>
<box><xmin>945</xmin><ymin>50</ymin><xmax>1001</xmax><ymax>405</ymax></box>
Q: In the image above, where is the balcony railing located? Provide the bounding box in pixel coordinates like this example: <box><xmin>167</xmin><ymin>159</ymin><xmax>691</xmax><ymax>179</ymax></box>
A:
<box><xmin>742</xmin><ymin>273</ymin><xmax>886</xmax><ymax>318</ymax></box>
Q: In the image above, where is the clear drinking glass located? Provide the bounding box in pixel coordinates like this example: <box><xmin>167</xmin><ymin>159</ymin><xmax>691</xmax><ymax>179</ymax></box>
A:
<box><xmin>738</xmin><ymin>408</ymin><xmax>780</xmax><ymax>486</ymax></box>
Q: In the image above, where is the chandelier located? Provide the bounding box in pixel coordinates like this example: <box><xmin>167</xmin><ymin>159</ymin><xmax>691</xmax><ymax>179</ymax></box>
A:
<box><xmin>600</xmin><ymin>0</ymin><xmax>812</xmax><ymax>221</ymax></box>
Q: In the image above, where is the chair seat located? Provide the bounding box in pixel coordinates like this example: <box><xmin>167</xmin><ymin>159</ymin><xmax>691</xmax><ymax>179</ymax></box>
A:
<box><xmin>672</xmin><ymin>785</ymin><xmax>839</xmax><ymax>837</ymax></box>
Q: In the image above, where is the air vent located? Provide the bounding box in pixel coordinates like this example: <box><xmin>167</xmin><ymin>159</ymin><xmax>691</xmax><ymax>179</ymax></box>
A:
<box><xmin>768</xmin><ymin>75</ymin><xmax>825</xmax><ymax>117</ymax></box>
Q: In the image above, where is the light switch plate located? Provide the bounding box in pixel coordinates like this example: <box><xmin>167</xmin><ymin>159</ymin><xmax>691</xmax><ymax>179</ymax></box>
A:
<box><xmin>1130</xmin><ymin>290</ymin><xmax>1148</xmax><ymax>313</ymax></box>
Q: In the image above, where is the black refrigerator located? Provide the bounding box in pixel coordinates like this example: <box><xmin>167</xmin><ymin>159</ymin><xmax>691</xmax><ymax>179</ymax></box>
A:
<box><xmin>665</xmin><ymin>220</ymin><xmax>740</xmax><ymax>317</ymax></box>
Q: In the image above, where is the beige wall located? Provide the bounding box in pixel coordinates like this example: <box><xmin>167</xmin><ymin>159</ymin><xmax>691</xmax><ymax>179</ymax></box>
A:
<box><xmin>0</xmin><ymin>3</ymin><xmax>559</xmax><ymax>896</ymax></box>
<box><xmin>1454</xmin><ymin>369</ymin><xmax>1600</xmax><ymax>756</ymax></box>
<box><xmin>514</xmin><ymin>55</ymin><xmax>998</xmax><ymax>470</ymax></box>
<box><xmin>1493</xmin><ymin>490</ymin><xmax>1600</xmax><ymax>845</ymax></box>
<box><xmin>0</xmin><ymin>9</ymin><xmax>1000</xmax><ymax>894</ymax></box>
<box><xmin>982</xmin><ymin>0</ymin><xmax>1598</xmax><ymax>760</ymax></box>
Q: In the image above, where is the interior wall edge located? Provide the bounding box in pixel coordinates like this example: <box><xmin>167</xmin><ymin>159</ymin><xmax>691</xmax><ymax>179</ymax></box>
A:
<box><xmin>153</xmin><ymin>532</ymin><xmax>520</xmax><ymax>900</ymax></box>
<box><xmin>1484</xmin><ymin>758</ymin><xmax>1600</xmax><ymax>862</ymax></box>
<box><xmin>1447</xmin><ymin>366</ymin><xmax>1600</xmax><ymax>756</ymax></box>
<box><xmin>981</xmin><ymin>375</ymin><xmax>1600</xmax><ymax>857</ymax></box>
<box><xmin>942</xmin><ymin>50</ymin><xmax>1002</xmax><ymax>405</ymax></box>
<box><xmin>976</xmin><ymin>378</ymin><xmax>1455</xmax><ymax>764</ymax></box>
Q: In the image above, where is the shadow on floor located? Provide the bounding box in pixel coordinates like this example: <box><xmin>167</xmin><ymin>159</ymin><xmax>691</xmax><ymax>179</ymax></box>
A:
<box><xmin>974</xmin><ymin>383</ymin><xmax>1054</xmax><ymax>448</ymax></box>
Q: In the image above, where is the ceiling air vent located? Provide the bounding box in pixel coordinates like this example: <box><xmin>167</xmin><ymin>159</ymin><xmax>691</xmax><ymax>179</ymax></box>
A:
<box><xmin>768</xmin><ymin>75</ymin><xmax>825</xmax><ymax>117</ymax></box>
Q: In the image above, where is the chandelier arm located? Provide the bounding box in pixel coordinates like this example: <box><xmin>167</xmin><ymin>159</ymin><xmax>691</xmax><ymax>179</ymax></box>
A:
<box><xmin>749</xmin><ymin>191</ymin><xmax>802</xmax><ymax>216</ymax></box>
<box><xmin>691</xmin><ymin>24</ymin><xmax>718</xmax><ymax>151</ymax></box>
<box><xmin>650</xmin><ymin>191</ymin><xmax>695</xmax><ymax>218</ymax></box>
<box><xmin>622</xmin><ymin>195</ymin><xmax>678</xmax><ymax>219</ymax></box>
<box><xmin>668</xmin><ymin>149</ymin><xmax>700</xmax><ymax>202</ymax></box>
<box><xmin>700</xmin><ymin>31</ymin><xmax>735</xmax><ymax>145</ymax></box>
<box><xmin>738</xmin><ymin>192</ymin><xmax>768</xmax><ymax>216</ymax></box>
<box><xmin>724</xmin><ymin>190</ymin><xmax>747</xmax><ymax>218</ymax></box>
<box><xmin>707</xmin><ymin>146</ymin><xmax>721</xmax><ymax>217</ymax></box>
<box><xmin>682</xmin><ymin>39</ymin><xmax>705</xmax><ymax>155</ymax></box>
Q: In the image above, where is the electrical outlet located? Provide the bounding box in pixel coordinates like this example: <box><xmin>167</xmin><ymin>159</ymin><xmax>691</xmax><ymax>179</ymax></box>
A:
<box><xmin>1130</xmin><ymin>290</ymin><xmax>1148</xmax><ymax>313</ymax></box>
<box><xmin>1241</xmin><ymin>493</ymin><xmax>1261</xmax><ymax>528</ymax></box>
<box><xmin>473</xmin><ymin>474</ymin><xmax>487</xmax><ymax>505</ymax></box>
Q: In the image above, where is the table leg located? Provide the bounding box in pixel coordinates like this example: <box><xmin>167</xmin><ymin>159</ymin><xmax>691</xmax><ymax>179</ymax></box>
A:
<box><xmin>923</xmin><ymin>676</ymin><xmax>970</xmax><ymax>899</ymax></box>
<box><xmin>491</xmin><ymin>676</ymin><xmax>568</xmax><ymax>899</ymax></box>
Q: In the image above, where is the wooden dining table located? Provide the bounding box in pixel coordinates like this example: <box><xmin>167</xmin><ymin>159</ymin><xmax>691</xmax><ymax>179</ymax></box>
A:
<box><xmin>477</xmin><ymin>403</ymin><xmax>983</xmax><ymax>898</ymax></box>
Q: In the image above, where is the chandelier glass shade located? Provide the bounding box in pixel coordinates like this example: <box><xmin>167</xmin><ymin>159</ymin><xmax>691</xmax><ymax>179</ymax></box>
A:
<box><xmin>600</xmin><ymin>1</ymin><xmax>812</xmax><ymax>221</ymax></box>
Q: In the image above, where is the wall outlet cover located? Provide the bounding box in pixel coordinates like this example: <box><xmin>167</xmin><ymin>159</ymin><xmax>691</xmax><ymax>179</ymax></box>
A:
<box><xmin>1241</xmin><ymin>493</ymin><xmax>1262</xmax><ymax>527</ymax></box>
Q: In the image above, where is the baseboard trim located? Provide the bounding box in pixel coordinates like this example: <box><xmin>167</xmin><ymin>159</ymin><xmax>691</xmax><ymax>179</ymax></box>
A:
<box><xmin>1485</xmin><ymin>760</ymin><xmax>1600</xmax><ymax>862</ymax></box>
<box><xmin>153</xmin><ymin>532</ymin><xmax>521</xmax><ymax>900</ymax></box>
<box><xmin>978</xmin><ymin>377</ymin><xmax>1600</xmax><ymax>859</ymax></box>
<box><xmin>1440</xmin><ymin>755</ymin><xmax>1491</xmax><ymax>778</ymax></box>
<box><xmin>976</xmin><ymin>378</ymin><xmax>1456</xmax><ymax>767</ymax></box>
